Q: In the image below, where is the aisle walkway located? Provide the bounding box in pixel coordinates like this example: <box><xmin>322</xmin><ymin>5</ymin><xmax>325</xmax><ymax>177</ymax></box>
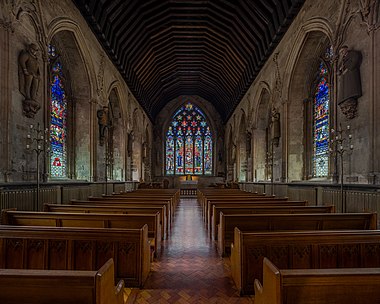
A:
<box><xmin>131</xmin><ymin>198</ymin><xmax>254</xmax><ymax>303</ymax></box>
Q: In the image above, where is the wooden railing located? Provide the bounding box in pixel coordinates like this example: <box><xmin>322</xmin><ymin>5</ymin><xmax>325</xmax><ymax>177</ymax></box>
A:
<box><xmin>241</xmin><ymin>182</ymin><xmax>380</xmax><ymax>226</ymax></box>
<box><xmin>0</xmin><ymin>181</ymin><xmax>139</xmax><ymax>212</ymax></box>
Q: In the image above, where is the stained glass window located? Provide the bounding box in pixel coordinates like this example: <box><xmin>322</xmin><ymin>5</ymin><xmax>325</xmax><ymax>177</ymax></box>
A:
<box><xmin>49</xmin><ymin>44</ymin><xmax>67</xmax><ymax>178</ymax></box>
<box><xmin>313</xmin><ymin>57</ymin><xmax>330</xmax><ymax>177</ymax></box>
<box><xmin>165</xmin><ymin>102</ymin><xmax>213</xmax><ymax>175</ymax></box>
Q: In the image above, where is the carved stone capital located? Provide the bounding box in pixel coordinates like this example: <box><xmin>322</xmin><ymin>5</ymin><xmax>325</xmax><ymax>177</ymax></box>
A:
<box><xmin>22</xmin><ymin>99</ymin><xmax>40</xmax><ymax>118</ymax></box>
<box><xmin>338</xmin><ymin>98</ymin><xmax>358</xmax><ymax>119</ymax></box>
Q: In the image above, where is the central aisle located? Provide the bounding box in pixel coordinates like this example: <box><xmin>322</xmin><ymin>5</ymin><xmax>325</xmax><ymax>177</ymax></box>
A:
<box><xmin>132</xmin><ymin>198</ymin><xmax>254</xmax><ymax>303</ymax></box>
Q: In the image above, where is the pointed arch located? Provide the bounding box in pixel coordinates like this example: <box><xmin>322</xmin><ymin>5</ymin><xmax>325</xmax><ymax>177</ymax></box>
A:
<box><xmin>284</xmin><ymin>18</ymin><xmax>333</xmax><ymax>181</ymax></box>
<box><xmin>237</xmin><ymin>110</ymin><xmax>248</xmax><ymax>181</ymax></box>
<box><xmin>108</xmin><ymin>87</ymin><xmax>125</xmax><ymax>181</ymax></box>
<box><xmin>253</xmin><ymin>88</ymin><xmax>272</xmax><ymax>181</ymax></box>
<box><xmin>47</xmin><ymin>18</ymin><xmax>97</xmax><ymax>97</ymax></box>
<box><xmin>47</xmin><ymin>25</ymin><xmax>95</xmax><ymax>180</ymax></box>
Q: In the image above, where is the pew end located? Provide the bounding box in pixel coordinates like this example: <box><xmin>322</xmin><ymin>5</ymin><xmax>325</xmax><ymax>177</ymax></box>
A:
<box><xmin>0</xmin><ymin>258</ymin><xmax>124</xmax><ymax>304</ymax></box>
<box><xmin>253</xmin><ymin>258</ymin><xmax>281</xmax><ymax>304</ymax></box>
<box><xmin>96</xmin><ymin>258</ymin><xmax>125</xmax><ymax>304</ymax></box>
<box><xmin>255</xmin><ymin>257</ymin><xmax>380</xmax><ymax>304</ymax></box>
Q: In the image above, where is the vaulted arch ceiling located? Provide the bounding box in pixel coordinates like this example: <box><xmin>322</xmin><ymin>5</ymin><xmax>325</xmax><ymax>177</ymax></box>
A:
<box><xmin>73</xmin><ymin>0</ymin><xmax>305</xmax><ymax>122</ymax></box>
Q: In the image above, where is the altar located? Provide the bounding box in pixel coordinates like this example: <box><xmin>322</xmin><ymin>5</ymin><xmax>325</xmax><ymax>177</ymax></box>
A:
<box><xmin>180</xmin><ymin>176</ymin><xmax>198</xmax><ymax>196</ymax></box>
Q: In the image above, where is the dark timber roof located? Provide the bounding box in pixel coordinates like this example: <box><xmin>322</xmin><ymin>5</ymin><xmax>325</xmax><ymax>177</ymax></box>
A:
<box><xmin>73</xmin><ymin>0</ymin><xmax>305</xmax><ymax>122</ymax></box>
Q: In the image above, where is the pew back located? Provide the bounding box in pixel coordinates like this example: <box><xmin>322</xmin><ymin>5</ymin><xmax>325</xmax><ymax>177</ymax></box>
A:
<box><xmin>219</xmin><ymin>212</ymin><xmax>377</xmax><ymax>256</ymax></box>
<box><xmin>44</xmin><ymin>203</ymin><xmax>167</xmax><ymax>240</ymax></box>
<box><xmin>254</xmin><ymin>258</ymin><xmax>380</xmax><ymax>304</ymax></box>
<box><xmin>2</xmin><ymin>210</ymin><xmax>161</xmax><ymax>257</ymax></box>
<box><xmin>231</xmin><ymin>229</ymin><xmax>380</xmax><ymax>295</ymax></box>
<box><xmin>0</xmin><ymin>258</ymin><xmax>124</xmax><ymax>304</ymax></box>
<box><xmin>0</xmin><ymin>225</ymin><xmax>150</xmax><ymax>287</ymax></box>
<box><xmin>75</xmin><ymin>199</ymin><xmax>172</xmax><ymax>225</ymax></box>
<box><xmin>211</xmin><ymin>205</ymin><xmax>334</xmax><ymax>240</ymax></box>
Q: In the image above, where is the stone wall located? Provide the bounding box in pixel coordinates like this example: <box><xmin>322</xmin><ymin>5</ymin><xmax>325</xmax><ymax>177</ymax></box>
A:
<box><xmin>0</xmin><ymin>0</ymin><xmax>152</xmax><ymax>183</ymax></box>
<box><xmin>227</xmin><ymin>0</ymin><xmax>380</xmax><ymax>185</ymax></box>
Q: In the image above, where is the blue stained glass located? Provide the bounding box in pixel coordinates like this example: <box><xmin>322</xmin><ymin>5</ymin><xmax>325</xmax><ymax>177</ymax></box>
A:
<box><xmin>166</xmin><ymin>127</ymin><xmax>175</xmax><ymax>174</ymax></box>
<box><xmin>313</xmin><ymin>61</ymin><xmax>329</xmax><ymax>177</ymax></box>
<box><xmin>165</xmin><ymin>101</ymin><xmax>213</xmax><ymax>175</ymax></box>
<box><xmin>49</xmin><ymin>45</ymin><xmax>67</xmax><ymax>178</ymax></box>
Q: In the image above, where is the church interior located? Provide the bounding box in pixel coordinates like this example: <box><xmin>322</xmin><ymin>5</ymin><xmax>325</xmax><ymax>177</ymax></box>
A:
<box><xmin>1</xmin><ymin>0</ymin><xmax>380</xmax><ymax>303</ymax></box>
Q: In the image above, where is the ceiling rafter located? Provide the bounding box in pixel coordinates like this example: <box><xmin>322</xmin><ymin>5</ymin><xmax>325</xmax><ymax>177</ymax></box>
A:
<box><xmin>73</xmin><ymin>0</ymin><xmax>304</xmax><ymax>121</ymax></box>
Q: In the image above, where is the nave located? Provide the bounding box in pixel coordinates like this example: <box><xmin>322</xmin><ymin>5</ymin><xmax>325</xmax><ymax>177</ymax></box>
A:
<box><xmin>127</xmin><ymin>198</ymin><xmax>254</xmax><ymax>304</ymax></box>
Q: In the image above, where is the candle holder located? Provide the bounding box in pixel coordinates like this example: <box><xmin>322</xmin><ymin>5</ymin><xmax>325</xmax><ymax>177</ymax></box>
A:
<box><xmin>266</xmin><ymin>140</ymin><xmax>275</xmax><ymax>195</ymax></box>
<box><xmin>26</xmin><ymin>123</ymin><xmax>50</xmax><ymax>210</ymax></box>
<box><xmin>329</xmin><ymin>123</ymin><xmax>353</xmax><ymax>212</ymax></box>
<box><xmin>104</xmin><ymin>137</ymin><xmax>114</xmax><ymax>195</ymax></box>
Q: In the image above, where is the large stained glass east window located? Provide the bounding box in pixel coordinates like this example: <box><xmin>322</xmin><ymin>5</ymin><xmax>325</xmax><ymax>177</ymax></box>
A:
<box><xmin>313</xmin><ymin>60</ymin><xmax>330</xmax><ymax>177</ymax></box>
<box><xmin>166</xmin><ymin>102</ymin><xmax>213</xmax><ymax>175</ymax></box>
<box><xmin>49</xmin><ymin>45</ymin><xmax>67</xmax><ymax>178</ymax></box>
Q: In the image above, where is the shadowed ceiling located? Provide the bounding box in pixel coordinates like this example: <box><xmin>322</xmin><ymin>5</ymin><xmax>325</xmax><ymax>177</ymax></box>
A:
<box><xmin>73</xmin><ymin>0</ymin><xmax>305</xmax><ymax>122</ymax></box>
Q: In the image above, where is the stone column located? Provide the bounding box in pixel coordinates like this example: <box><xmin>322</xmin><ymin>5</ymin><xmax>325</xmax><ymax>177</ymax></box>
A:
<box><xmin>0</xmin><ymin>24</ymin><xmax>11</xmax><ymax>182</ymax></box>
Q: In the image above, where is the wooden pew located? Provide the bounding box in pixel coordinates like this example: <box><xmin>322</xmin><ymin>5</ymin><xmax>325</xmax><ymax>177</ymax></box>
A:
<box><xmin>231</xmin><ymin>229</ymin><xmax>380</xmax><ymax>295</ymax></box>
<box><xmin>206</xmin><ymin>199</ymin><xmax>309</xmax><ymax>235</ymax></box>
<box><xmin>1</xmin><ymin>210</ymin><xmax>162</xmax><ymax>258</ymax></box>
<box><xmin>70</xmin><ymin>198</ymin><xmax>171</xmax><ymax>238</ymax></box>
<box><xmin>204</xmin><ymin>198</ymin><xmax>295</xmax><ymax>226</ymax></box>
<box><xmin>254</xmin><ymin>257</ymin><xmax>380</xmax><ymax>304</ymax></box>
<box><xmin>44</xmin><ymin>203</ymin><xmax>168</xmax><ymax>240</ymax></box>
<box><xmin>133</xmin><ymin>188</ymin><xmax>180</xmax><ymax>205</ymax></box>
<box><xmin>0</xmin><ymin>258</ymin><xmax>124</xmax><ymax>304</ymax></box>
<box><xmin>0</xmin><ymin>225</ymin><xmax>150</xmax><ymax>287</ymax></box>
<box><xmin>219</xmin><ymin>212</ymin><xmax>377</xmax><ymax>256</ymax></box>
<box><xmin>200</xmin><ymin>193</ymin><xmax>274</xmax><ymax>218</ymax></box>
<box><xmin>105</xmin><ymin>190</ymin><xmax>179</xmax><ymax>214</ymax></box>
<box><xmin>86</xmin><ymin>197</ymin><xmax>174</xmax><ymax>225</ymax></box>
<box><xmin>211</xmin><ymin>205</ymin><xmax>335</xmax><ymax>240</ymax></box>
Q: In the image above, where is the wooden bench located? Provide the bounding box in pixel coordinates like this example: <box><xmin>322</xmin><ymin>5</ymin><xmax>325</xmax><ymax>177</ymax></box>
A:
<box><xmin>104</xmin><ymin>191</ymin><xmax>179</xmax><ymax>215</ymax></box>
<box><xmin>231</xmin><ymin>229</ymin><xmax>380</xmax><ymax>295</ymax></box>
<box><xmin>254</xmin><ymin>257</ymin><xmax>380</xmax><ymax>304</ymax></box>
<box><xmin>2</xmin><ymin>210</ymin><xmax>162</xmax><ymax>258</ymax></box>
<box><xmin>132</xmin><ymin>188</ymin><xmax>180</xmax><ymax>205</ymax></box>
<box><xmin>0</xmin><ymin>225</ymin><xmax>150</xmax><ymax>287</ymax></box>
<box><xmin>204</xmin><ymin>198</ymin><xmax>295</xmax><ymax>226</ymax></box>
<box><xmin>206</xmin><ymin>200</ymin><xmax>310</xmax><ymax>236</ymax></box>
<box><xmin>44</xmin><ymin>203</ymin><xmax>168</xmax><ymax>240</ymax></box>
<box><xmin>211</xmin><ymin>205</ymin><xmax>335</xmax><ymax>240</ymax></box>
<box><xmin>219</xmin><ymin>212</ymin><xmax>377</xmax><ymax>256</ymax></box>
<box><xmin>200</xmin><ymin>193</ymin><xmax>276</xmax><ymax>219</ymax></box>
<box><xmin>0</xmin><ymin>258</ymin><xmax>124</xmax><ymax>304</ymax></box>
<box><xmin>86</xmin><ymin>197</ymin><xmax>174</xmax><ymax>224</ymax></box>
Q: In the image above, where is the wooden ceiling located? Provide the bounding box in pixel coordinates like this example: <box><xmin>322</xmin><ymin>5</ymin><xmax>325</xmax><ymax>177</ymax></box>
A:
<box><xmin>73</xmin><ymin>0</ymin><xmax>305</xmax><ymax>122</ymax></box>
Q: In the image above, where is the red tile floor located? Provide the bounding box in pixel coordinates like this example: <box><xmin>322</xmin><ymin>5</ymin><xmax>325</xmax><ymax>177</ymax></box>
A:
<box><xmin>126</xmin><ymin>198</ymin><xmax>254</xmax><ymax>303</ymax></box>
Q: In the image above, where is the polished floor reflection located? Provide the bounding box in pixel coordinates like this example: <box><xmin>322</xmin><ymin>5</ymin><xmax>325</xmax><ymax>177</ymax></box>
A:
<box><xmin>131</xmin><ymin>198</ymin><xmax>254</xmax><ymax>303</ymax></box>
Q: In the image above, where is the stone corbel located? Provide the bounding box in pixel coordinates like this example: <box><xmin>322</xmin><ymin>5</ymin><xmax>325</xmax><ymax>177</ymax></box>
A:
<box><xmin>360</xmin><ymin>0</ymin><xmax>380</xmax><ymax>32</ymax></box>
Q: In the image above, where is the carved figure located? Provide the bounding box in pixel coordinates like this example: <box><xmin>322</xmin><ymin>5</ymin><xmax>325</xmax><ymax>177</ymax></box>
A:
<box><xmin>97</xmin><ymin>106</ymin><xmax>110</xmax><ymax>145</ymax></box>
<box><xmin>231</xmin><ymin>143</ymin><xmax>237</xmax><ymax>163</ymax></box>
<box><xmin>246</xmin><ymin>131</ymin><xmax>252</xmax><ymax>156</ymax></box>
<box><xmin>18</xmin><ymin>43</ymin><xmax>41</xmax><ymax>118</ymax></box>
<box><xmin>360</xmin><ymin>0</ymin><xmax>380</xmax><ymax>31</ymax></box>
<box><xmin>271</xmin><ymin>107</ymin><xmax>281</xmax><ymax>147</ymax></box>
<box><xmin>337</xmin><ymin>46</ymin><xmax>362</xmax><ymax>119</ymax></box>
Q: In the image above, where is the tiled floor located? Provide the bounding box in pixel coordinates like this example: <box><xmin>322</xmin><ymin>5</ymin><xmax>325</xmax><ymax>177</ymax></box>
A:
<box><xmin>130</xmin><ymin>198</ymin><xmax>254</xmax><ymax>303</ymax></box>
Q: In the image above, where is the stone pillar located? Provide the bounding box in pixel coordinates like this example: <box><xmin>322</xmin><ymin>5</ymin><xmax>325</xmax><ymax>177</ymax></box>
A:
<box><xmin>0</xmin><ymin>24</ymin><xmax>11</xmax><ymax>182</ymax></box>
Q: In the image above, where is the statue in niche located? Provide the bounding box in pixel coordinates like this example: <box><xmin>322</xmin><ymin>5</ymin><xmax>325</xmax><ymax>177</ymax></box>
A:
<box><xmin>18</xmin><ymin>43</ymin><xmax>41</xmax><ymax>118</ymax></box>
<box><xmin>97</xmin><ymin>106</ymin><xmax>111</xmax><ymax>145</ymax></box>
<box><xmin>360</xmin><ymin>0</ymin><xmax>380</xmax><ymax>31</ymax></box>
<box><xmin>231</xmin><ymin>143</ymin><xmax>237</xmax><ymax>164</ymax></box>
<box><xmin>337</xmin><ymin>45</ymin><xmax>362</xmax><ymax>119</ymax></box>
<box><xmin>246</xmin><ymin>131</ymin><xmax>252</xmax><ymax>156</ymax></box>
<box><xmin>271</xmin><ymin>107</ymin><xmax>281</xmax><ymax>147</ymax></box>
<box><xmin>127</xmin><ymin>132</ymin><xmax>134</xmax><ymax>157</ymax></box>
